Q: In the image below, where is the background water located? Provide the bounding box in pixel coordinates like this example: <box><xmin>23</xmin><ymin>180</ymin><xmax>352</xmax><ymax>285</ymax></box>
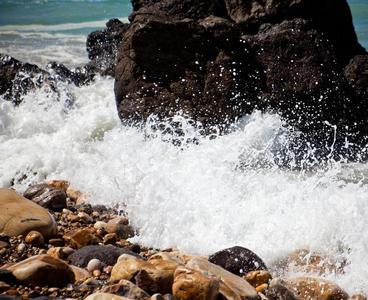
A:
<box><xmin>1</xmin><ymin>0</ymin><xmax>368</xmax><ymax>296</ymax></box>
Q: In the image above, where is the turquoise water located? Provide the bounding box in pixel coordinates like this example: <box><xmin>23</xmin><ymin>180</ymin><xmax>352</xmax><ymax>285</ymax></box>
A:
<box><xmin>349</xmin><ymin>0</ymin><xmax>368</xmax><ymax>49</ymax></box>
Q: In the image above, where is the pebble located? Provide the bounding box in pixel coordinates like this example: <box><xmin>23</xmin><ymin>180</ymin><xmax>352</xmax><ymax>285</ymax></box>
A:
<box><xmin>25</xmin><ymin>231</ymin><xmax>45</xmax><ymax>247</ymax></box>
<box><xmin>87</xmin><ymin>259</ymin><xmax>102</xmax><ymax>272</ymax></box>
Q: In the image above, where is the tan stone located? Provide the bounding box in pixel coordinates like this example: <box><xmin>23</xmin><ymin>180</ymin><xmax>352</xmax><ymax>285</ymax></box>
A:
<box><xmin>64</xmin><ymin>228</ymin><xmax>101</xmax><ymax>249</ymax></box>
<box><xmin>268</xmin><ymin>277</ymin><xmax>348</xmax><ymax>300</ymax></box>
<box><xmin>102</xmin><ymin>279</ymin><xmax>150</xmax><ymax>299</ymax></box>
<box><xmin>0</xmin><ymin>189</ymin><xmax>57</xmax><ymax>238</ymax></box>
<box><xmin>25</xmin><ymin>231</ymin><xmax>45</xmax><ymax>246</ymax></box>
<box><xmin>70</xmin><ymin>265</ymin><xmax>91</xmax><ymax>282</ymax></box>
<box><xmin>173</xmin><ymin>266</ymin><xmax>219</xmax><ymax>300</ymax></box>
<box><xmin>46</xmin><ymin>180</ymin><xmax>70</xmax><ymax>192</ymax></box>
<box><xmin>7</xmin><ymin>254</ymin><xmax>75</xmax><ymax>287</ymax></box>
<box><xmin>349</xmin><ymin>295</ymin><xmax>368</xmax><ymax>300</ymax></box>
<box><xmin>66</xmin><ymin>187</ymin><xmax>82</xmax><ymax>201</ymax></box>
<box><xmin>186</xmin><ymin>257</ymin><xmax>259</xmax><ymax>300</ymax></box>
<box><xmin>278</xmin><ymin>249</ymin><xmax>346</xmax><ymax>275</ymax></box>
<box><xmin>105</xmin><ymin>217</ymin><xmax>134</xmax><ymax>239</ymax></box>
<box><xmin>84</xmin><ymin>293</ymin><xmax>131</xmax><ymax>300</ymax></box>
<box><xmin>111</xmin><ymin>254</ymin><xmax>174</xmax><ymax>294</ymax></box>
<box><xmin>245</xmin><ymin>270</ymin><xmax>272</xmax><ymax>288</ymax></box>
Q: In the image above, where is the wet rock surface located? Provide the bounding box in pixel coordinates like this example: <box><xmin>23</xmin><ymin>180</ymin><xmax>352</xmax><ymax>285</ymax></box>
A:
<box><xmin>113</xmin><ymin>0</ymin><xmax>368</xmax><ymax>153</ymax></box>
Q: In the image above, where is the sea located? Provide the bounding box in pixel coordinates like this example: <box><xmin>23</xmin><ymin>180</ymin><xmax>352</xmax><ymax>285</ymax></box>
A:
<box><xmin>0</xmin><ymin>0</ymin><xmax>368</xmax><ymax>295</ymax></box>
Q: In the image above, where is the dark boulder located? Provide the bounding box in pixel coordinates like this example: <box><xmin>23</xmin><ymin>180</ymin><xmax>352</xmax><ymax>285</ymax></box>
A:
<box><xmin>68</xmin><ymin>245</ymin><xmax>138</xmax><ymax>267</ymax></box>
<box><xmin>113</xmin><ymin>0</ymin><xmax>368</xmax><ymax>152</ymax></box>
<box><xmin>86</xmin><ymin>19</ymin><xmax>130</xmax><ymax>77</ymax></box>
<box><xmin>345</xmin><ymin>54</ymin><xmax>368</xmax><ymax>99</ymax></box>
<box><xmin>208</xmin><ymin>246</ymin><xmax>267</xmax><ymax>276</ymax></box>
<box><xmin>47</xmin><ymin>62</ymin><xmax>95</xmax><ymax>87</ymax></box>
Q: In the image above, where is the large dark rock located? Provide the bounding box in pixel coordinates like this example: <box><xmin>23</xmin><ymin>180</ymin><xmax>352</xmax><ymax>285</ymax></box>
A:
<box><xmin>345</xmin><ymin>54</ymin><xmax>368</xmax><ymax>99</ymax></box>
<box><xmin>86</xmin><ymin>19</ymin><xmax>130</xmax><ymax>77</ymax></box>
<box><xmin>114</xmin><ymin>0</ymin><xmax>368</xmax><ymax>151</ymax></box>
<box><xmin>68</xmin><ymin>245</ymin><xmax>138</xmax><ymax>267</ymax></box>
<box><xmin>208</xmin><ymin>246</ymin><xmax>267</xmax><ymax>276</ymax></box>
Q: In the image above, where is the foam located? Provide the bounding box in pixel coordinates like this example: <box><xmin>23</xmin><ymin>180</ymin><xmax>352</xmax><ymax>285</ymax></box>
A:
<box><xmin>1</xmin><ymin>77</ymin><xmax>368</xmax><ymax>294</ymax></box>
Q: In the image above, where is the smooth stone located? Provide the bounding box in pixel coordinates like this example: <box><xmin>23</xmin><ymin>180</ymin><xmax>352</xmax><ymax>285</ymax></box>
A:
<box><xmin>101</xmin><ymin>279</ymin><xmax>150</xmax><ymax>299</ymax></box>
<box><xmin>267</xmin><ymin>277</ymin><xmax>349</xmax><ymax>300</ymax></box>
<box><xmin>87</xmin><ymin>259</ymin><xmax>103</xmax><ymax>272</ymax></box>
<box><xmin>244</xmin><ymin>270</ymin><xmax>272</xmax><ymax>288</ymax></box>
<box><xmin>186</xmin><ymin>257</ymin><xmax>260</xmax><ymax>300</ymax></box>
<box><xmin>209</xmin><ymin>246</ymin><xmax>267</xmax><ymax>276</ymax></box>
<box><xmin>66</xmin><ymin>187</ymin><xmax>82</xmax><ymax>202</ymax></box>
<box><xmin>68</xmin><ymin>245</ymin><xmax>135</xmax><ymax>267</ymax></box>
<box><xmin>6</xmin><ymin>254</ymin><xmax>75</xmax><ymax>287</ymax></box>
<box><xmin>64</xmin><ymin>228</ymin><xmax>101</xmax><ymax>249</ymax></box>
<box><xmin>46</xmin><ymin>180</ymin><xmax>70</xmax><ymax>192</ymax></box>
<box><xmin>172</xmin><ymin>266</ymin><xmax>219</xmax><ymax>300</ymax></box>
<box><xmin>84</xmin><ymin>293</ymin><xmax>131</xmax><ymax>300</ymax></box>
<box><xmin>105</xmin><ymin>217</ymin><xmax>134</xmax><ymax>239</ymax></box>
<box><xmin>25</xmin><ymin>231</ymin><xmax>45</xmax><ymax>247</ymax></box>
<box><xmin>0</xmin><ymin>189</ymin><xmax>57</xmax><ymax>238</ymax></box>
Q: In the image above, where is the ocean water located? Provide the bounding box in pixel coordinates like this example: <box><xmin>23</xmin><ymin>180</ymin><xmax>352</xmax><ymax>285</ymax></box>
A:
<box><xmin>1</xmin><ymin>0</ymin><xmax>368</xmax><ymax>296</ymax></box>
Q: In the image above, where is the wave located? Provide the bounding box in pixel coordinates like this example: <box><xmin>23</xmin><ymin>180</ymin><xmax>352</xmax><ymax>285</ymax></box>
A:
<box><xmin>0</xmin><ymin>17</ymin><xmax>129</xmax><ymax>32</ymax></box>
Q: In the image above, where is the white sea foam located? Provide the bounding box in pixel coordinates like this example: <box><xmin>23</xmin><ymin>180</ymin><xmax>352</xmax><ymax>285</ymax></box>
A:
<box><xmin>1</xmin><ymin>76</ymin><xmax>368</xmax><ymax>295</ymax></box>
<box><xmin>0</xmin><ymin>18</ymin><xmax>129</xmax><ymax>32</ymax></box>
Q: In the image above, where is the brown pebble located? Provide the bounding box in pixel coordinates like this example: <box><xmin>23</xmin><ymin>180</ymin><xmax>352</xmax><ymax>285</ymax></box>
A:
<box><xmin>49</xmin><ymin>238</ymin><xmax>65</xmax><ymax>247</ymax></box>
<box><xmin>25</xmin><ymin>231</ymin><xmax>45</xmax><ymax>246</ymax></box>
<box><xmin>103</xmin><ymin>233</ymin><xmax>117</xmax><ymax>245</ymax></box>
<box><xmin>92</xmin><ymin>269</ymin><xmax>101</xmax><ymax>277</ymax></box>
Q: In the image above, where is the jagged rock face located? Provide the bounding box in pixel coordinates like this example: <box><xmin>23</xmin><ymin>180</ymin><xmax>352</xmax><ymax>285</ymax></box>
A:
<box><xmin>114</xmin><ymin>0</ymin><xmax>367</xmax><ymax>143</ymax></box>
<box><xmin>86</xmin><ymin>19</ymin><xmax>130</xmax><ymax>77</ymax></box>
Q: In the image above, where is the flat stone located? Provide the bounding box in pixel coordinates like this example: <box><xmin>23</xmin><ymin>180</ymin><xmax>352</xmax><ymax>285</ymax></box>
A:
<box><xmin>6</xmin><ymin>254</ymin><xmax>75</xmax><ymax>287</ymax></box>
<box><xmin>0</xmin><ymin>189</ymin><xmax>57</xmax><ymax>238</ymax></box>
<box><xmin>64</xmin><ymin>229</ymin><xmax>101</xmax><ymax>249</ymax></box>
<box><xmin>186</xmin><ymin>257</ymin><xmax>259</xmax><ymax>300</ymax></box>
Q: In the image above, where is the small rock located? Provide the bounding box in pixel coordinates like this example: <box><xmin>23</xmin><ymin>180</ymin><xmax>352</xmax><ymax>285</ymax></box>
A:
<box><xmin>105</xmin><ymin>217</ymin><xmax>134</xmax><ymax>239</ymax></box>
<box><xmin>77</xmin><ymin>212</ymin><xmax>93</xmax><ymax>224</ymax></box>
<box><xmin>47</xmin><ymin>247</ymin><xmax>69</xmax><ymax>260</ymax></box>
<box><xmin>25</xmin><ymin>231</ymin><xmax>45</xmax><ymax>247</ymax></box>
<box><xmin>0</xmin><ymin>241</ymin><xmax>9</xmax><ymax>249</ymax></box>
<box><xmin>27</xmin><ymin>185</ymin><xmax>67</xmax><ymax>212</ymax></box>
<box><xmin>48</xmin><ymin>238</ymin><xmax>65</xmax><ymax>247</ymax></box>
<box><xmin>17</xmin><ymin>243</ymin><xmax>26</xmax><ymax>252</ymax></box>
<box><xmin>64</xmin><ymin>228</ymin><xmax>101</xmax><ymax>249</ymax></box>
<box><xmin>103</xmin><ymin>233</ymin><xmax>117</xmax><ymax>245</ymax></box>
<box><xmin>93</xmin><ymin>269</ymin><xmax>101</xmax><ymax>277</ymax></box>
<box><xmin>66</xmin><ymin>187</ymin><xmax>82</xmax><ymax>202</ymax></box>
<box><xmin>84</xmin><ymin>293</ymin><xmax>131</xmax><ymax>300</ymax></box>
<box><xmin>6</xmin><ymin>254</ymin><xmax>75</xmax><ymax>287</ymax></box>
<box><xmin>245</xmin><ymin>270</ymin><xmax>272</xmax><ymax>288</ymax></box>
<box><xmin>46</xmin><ymin>180</ymin><xmax>70</xmax><ymax>192</ymax></box>
<box><xmin>101</xmin><ymin>279</ymin><xmax>150</xmax><ymax>299</ymax></box>
<box><xmin>172</xmin><ymin>266</ymin><xmax>220</xmax><ymax>300</ymax></box>
<box><xmin>87</xmin><ymin>258</ymin><xmax>102</xmax><ymax>272</ymax></box>
<box><xmin>209</xmin><ymin>246</ymin><xmax>267</xmax><ymax>276</ymax></box>
<box><xmin>267</xmin><ymin>277</ymin><xmax>349</xmax><ymax>300</ymax></box>
<box><xmin>0</xmin><ymin>189</ymin><xmax>57</xmax><ymax>238</ymax></box>
<box><xmin>70</xmin><ymin>265</ymin><xmax>91</xmax><ymax>283</ymax></box>
<box><xmin>94</xmin><ymin>221</ymin><xmax>107</xmax><ymax>230</ymax></box>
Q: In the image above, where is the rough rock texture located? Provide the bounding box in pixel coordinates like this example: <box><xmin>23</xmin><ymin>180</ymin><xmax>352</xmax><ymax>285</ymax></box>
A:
<box><xmin>209</xmin><ymin>246</ymin><xmax>267</xmax><ymax>276</ymax></box>
<box><xmin>86</xmin><ymin>19</ymin><xmax>130</xmax><ymax>77</ymax></box>
<box><xmin>24</xmin><ymin>184</ymin><xmax>67</xmax><ymax>212</ymax></box>
<box><xmin>114</xmin><ymin>0</ymin><xmax>368</xmax><ymax>150</ymax></box>
<box><xmin>0</xmin><ymin>189</ymin><xmax>57</xmax><ymax>239</ymax></box>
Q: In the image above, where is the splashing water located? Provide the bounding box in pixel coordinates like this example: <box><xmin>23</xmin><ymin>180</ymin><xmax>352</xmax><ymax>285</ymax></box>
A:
<box><xmin>1</xmin><ymin>76</ymin><xmax>368</xmax><ymax>294</ymax></box>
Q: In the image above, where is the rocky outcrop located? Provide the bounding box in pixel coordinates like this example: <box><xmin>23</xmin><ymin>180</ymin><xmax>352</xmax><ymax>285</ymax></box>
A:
<box><xmin>114</xmin><ymin>0</ymin><xmax>368</xmax><ymax>151</ymax></box>
<box><xmin>86</xmin><ymin>19</ymin><xmax>130</xmax><ymax>77</ymax></box>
